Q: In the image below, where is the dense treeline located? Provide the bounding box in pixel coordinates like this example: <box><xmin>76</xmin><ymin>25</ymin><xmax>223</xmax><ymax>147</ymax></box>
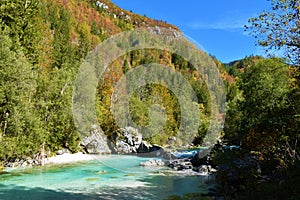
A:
<box><xmin>0</xmin><ymin>0</ymin><xmax>213</xmax><ymax>163</ymax></box>
<box><xmin>0</xmin><ymin>0</ymin><xmax>82</xmax><ymax>161</ymax></box>
<box><xmin>212</xmin><ymin>0</ymin><xmax>300</xmax><ymax>198</ymax></box>
<box><xmin>0</xmin><ymin>0</ymin><xmax>184</xmax><ymax>162</ymax></box>
<box><xmin>213</xmin><ymin>57</ymin><xmax>300</xmax><ymax>198</ymax></box>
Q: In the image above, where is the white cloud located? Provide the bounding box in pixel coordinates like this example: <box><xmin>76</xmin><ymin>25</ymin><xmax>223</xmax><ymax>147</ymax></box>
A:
<box><xmin>187</xmin><ymin>20</ymin><xmax>245</xmax><ymax>31</ymax></box>
<box><xmin>186</xmin><ymin>12</ymin><xmax>254</xmax><ymax>32</ymax></box>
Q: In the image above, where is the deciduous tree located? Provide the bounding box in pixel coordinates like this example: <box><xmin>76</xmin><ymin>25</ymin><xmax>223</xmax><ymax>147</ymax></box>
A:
<box><xmin>246</xmin><ymin>0</ymin><xmax>300</xmax><ymax>66</ymax></box>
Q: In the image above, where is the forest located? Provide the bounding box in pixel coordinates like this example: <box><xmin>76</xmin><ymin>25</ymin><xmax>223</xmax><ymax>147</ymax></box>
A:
<box><xmin>0</xmin><ymin>0</ymin><xmax>299</xmax><ymax>199</ymax></box>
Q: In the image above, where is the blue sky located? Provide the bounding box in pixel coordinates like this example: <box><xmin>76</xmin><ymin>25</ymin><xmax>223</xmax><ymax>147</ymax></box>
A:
<box><xmin>110</xmin><ymin>0</ymin><xmax>271</xmax><ymax>63</ymax></box>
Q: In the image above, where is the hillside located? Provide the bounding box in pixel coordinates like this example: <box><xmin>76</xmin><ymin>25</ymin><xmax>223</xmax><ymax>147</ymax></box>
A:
<box><xmin>0</xmin><ymin>0</ymin><xmax>219</xmax><ymax>163</ymax></box>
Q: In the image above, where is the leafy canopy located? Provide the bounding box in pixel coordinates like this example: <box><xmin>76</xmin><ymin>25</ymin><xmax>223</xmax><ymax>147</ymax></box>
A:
<box><xmin>246</xmin><ymin>0</ymin><xmax>300</xmax><ymax>66</ymax></box>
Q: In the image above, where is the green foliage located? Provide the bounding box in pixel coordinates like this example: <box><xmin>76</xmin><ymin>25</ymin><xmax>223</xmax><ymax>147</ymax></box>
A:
<box><xmin>248</xmin><ymin>163</ymin><xmax>300</xmax><ymax>200</ymax></box>
<box><xmin>128</xmin><ymin>84</ymin><xmax>179</xmax><ymax>144</ymax></box>
<box><xmin>223</xmin><ymin>80</ymin><xmax>244</xmax><ymax>145</ymax></box>
<box><xmin>239</xmin><ymin>58</ymin><xmax>295</xmax><ymax>165</ymax></box>
<box><xmin>77</xmin><ymin>22</ymin><xmax>92</xmax><ymax>59</ymax></box>
<box><xmin>0</xmin><ymin>25</ymin><xmax>44</xmax><ymax>160</ymax></box>
<box><xmin>224</xmin><ymin>58</ymin><xmax>294</xmax><ymax>146</ymax></box>
<box><xmin>96</xmin><ymin>49</ymin><xmax>212</xmax><ymax>147</ymax></box>
<box><xmin>0</xmin><ymin>0</ymin><xmax>211</xmax><ymax>163</ymax></box>
<box><xmin>51</xmin><ymin>8</ymin><xmax>74</xmax><ymax>69</ymax></box>
<box><xmin>217</xmin><ymin>56</ymin><xmax>300</xmax><ymax>199</ymax></box>
<box><xmin>246</xmin><ymin>0</ymin><xmax>300</xmax><ymax>66</ymax></box>
<box><xmin>0</xmin><ymin>0</ymin><xmax>41</xmax><ymax>63</ymax></box>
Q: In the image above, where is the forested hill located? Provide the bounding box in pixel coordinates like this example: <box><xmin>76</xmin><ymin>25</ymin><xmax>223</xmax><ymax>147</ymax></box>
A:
<box><xmin>0</xmin><ymin>0</ymin><xmax>218</xmax><ymax>162</ymax></box>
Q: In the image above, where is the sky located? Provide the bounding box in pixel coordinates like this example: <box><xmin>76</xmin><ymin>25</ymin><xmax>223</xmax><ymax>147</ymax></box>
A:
<box><xmin>110</xmin><ymin>0</ymin><xmax>271</xmax><ymax>63</ymax></box>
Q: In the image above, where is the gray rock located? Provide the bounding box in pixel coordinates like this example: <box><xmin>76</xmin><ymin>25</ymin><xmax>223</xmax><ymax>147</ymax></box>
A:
<box><xmin>126</xmin><ymin>133</ymin><xmax>133</xmax><ymax>146</ymax></box>
<box><xmin>167</xmin><ymin>159</ymin><xmax>193</xmax><ymax>171</ymax></box>
<box><xmin>140</xmin><ymin>159</ymin><xmax>165</xmax><ymax>167</ymax></box>
<box><xmin>21</xmin><ymin>161</ymin><xmax>28</xmax><ymax>167</ymax></box>
<box><xmin>81</xmin><ymin>125</ymin><xmax>111</xmax><ymax>154</ymax></box>
<box><xmin>111</xmin><ymin>127</ymin><xmax>144</xmax><ymax>154</ymax></box>
<box><xmin>163</xmin><ymin>152</ymin><xmax>178</xmax><ymax>160</ymax></box>
<box><xmin>190</xmin><ymin>147</ymin><xmax>213</xmax><ymax>167</ymax></box>
<box><xmin>27</xmin><ymin>159</ymin><xmax>34</xmax><ymax>165</ymax></box>
<box><xmin>116</xmin><ymin>140</ymin><xmax>132</xmax><ymax>154</ymax></box>
<box><xmin>137</xmin><ymin>141</ymin><xmax>152</xmax><ymax>153</ymax></box>
<box><xmin>134</xmin><ymin>134</ymin><xmax>142</xmax><ymax>149</ymax></box>
<box><xmin>197</xmin><ymin>165</ymin><xmax>209</xmax><ymax>174</ymax></box>
<box><xmin>137</xmin><ymin>142</ymin><xmax>164</xmax><ymax>157</ymax></box>
<box><xmin>109</xmin><ymin>126</ymin><xmax>165</xmax><ymax>156</ymax></box>
<box><xmin>57</xmin><ymin>148</ymin><xmax>69</xmax><ymax>155</ymax></box>
<box><xmin>154</xmin><ymin>26</ymin><xmax>161</xmax><ymax>34</ymax></box>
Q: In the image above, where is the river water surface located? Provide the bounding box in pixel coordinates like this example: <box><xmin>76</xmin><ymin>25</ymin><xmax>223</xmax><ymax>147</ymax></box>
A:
<box><xmin>0</xmin><ymin>155</ymin><xmax>213</xmax><ymax>199</ymax></box>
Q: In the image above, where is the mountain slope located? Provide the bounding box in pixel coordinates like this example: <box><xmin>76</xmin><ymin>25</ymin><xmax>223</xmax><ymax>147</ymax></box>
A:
<box><xmin>0</xmin><ymin>0</ymin><xmax>220</xmax><ymax>164</ymax></box>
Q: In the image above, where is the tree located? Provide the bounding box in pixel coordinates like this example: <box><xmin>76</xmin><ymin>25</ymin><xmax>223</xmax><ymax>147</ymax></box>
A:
<box><xmin>76</xmin><ymin>22</ymin><xmax>92</xmax><ymax>59</ymax></box>
<box><xmin>0</xmin><ymin>25</ymin><xmax>45</xmax><ymax>160</ymax></box>
<box><xmin>0</xmin><ymin>0</ymin><xmax>41</xmax><ymax>64</ymax></box>
<box><xmin>51</xmin><ymin>8</ymin><xmax>73</xmax><ymax>69</ymax></box>
<box><xmin>246</xmin><ymin>0</ymin><xmax>300</xmax><ymax>66</ymax></box>
<box><xmin>233</xmin><ymin>58</ymin><xmax>299</xmax><ymax>170</ymax></box>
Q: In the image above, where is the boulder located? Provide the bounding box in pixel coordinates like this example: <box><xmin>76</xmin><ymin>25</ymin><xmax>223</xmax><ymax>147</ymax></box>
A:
<box><xmin>115</xmin><ymin>140</ymin><xmax>132</xmax><ymax>154</ymax></box>
<box><xmin>197</xmin><ymin>165</ymin><xmax>210</xmax><ymax>175</ymax></box>
<box><xmin>111</xmin><ymin>127</ymin><xmax>143</xmax><ymax>154</ymax></box>
<box><xmin>109</xmin><ymin>126</ymin><xmax>165</xmax><ymax>156</ymax></box>
<box><xmin>137</xmin><ymin>142</ymin><xmax>164</xmax><ymax>157</ymax></box>
<box><xmin>167</xmin><ymin>158</ymin><xmax>193</xmax><ymax>171</ymax></box>
<box><xmin>190</xmin><ymin>147</ymin><xmax>213</xmax><ymax>167</ymax></box>
<box><xmin>81</xmin><ymin>125</ymin><xmax>111</xmax><ymax>154</ymax></box>
<box><xmin>136</xmin><ymin>141</ymin><xmax>152</xmax><ymax>153</ymax></box>
<box><xmin>149</xmin><ymin>145</ymin><xmax>165</xmax><ymax>157</ymax></box>
<box><xmin>140</xmin><ymin>159</ymin><xmax>165</xmax><ymax>167</ymax></box>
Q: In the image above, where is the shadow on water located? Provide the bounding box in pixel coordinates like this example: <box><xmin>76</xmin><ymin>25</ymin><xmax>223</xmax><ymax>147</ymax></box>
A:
<box><xmin>0</xmin><ymin>174</ymin><xmax>212</xmax><ymax>200</ymax></box>
<box><xmin>135</xmin><ymin>174</ymin><xmax>214</xmax><ymax>199</ymax></box>
<box><xmin>0</xmin><ymin>183</ymin><xmax>158</xmax><ymax>200</ymax></box>
<box><xmin>0</xmin><ymin>184</ymin><xmax>94</xmax><ymax>200</ymax></box>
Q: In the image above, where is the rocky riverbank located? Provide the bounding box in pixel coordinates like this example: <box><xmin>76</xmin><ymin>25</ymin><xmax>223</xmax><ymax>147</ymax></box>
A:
<box><xmin>3</xmin><ymin>153</ymin><xmax>43</xmax><ymax>168</ymax></box>
<box><xmin>82</xmin><ymin>126</ymin><xmax>220</xmax><ymax>175</ymax></box>
<box><xmin>105</xmin><ymin>126</ymin><xmax>168</xmax><ymax>158</ymax></box>
<box><xmin>1</xmin><ymin>126</ymin><xmax>219</xmax><ymax>175</ymax></box>
<box><xmin>139</xmin><ymin>147</ymin><xmax>218</xmax><ymax>176</ymax></box>
<box><xmin>2</xmin><ymin>151</ymin><xmax>97</xmax><ymax>168</ymax></box>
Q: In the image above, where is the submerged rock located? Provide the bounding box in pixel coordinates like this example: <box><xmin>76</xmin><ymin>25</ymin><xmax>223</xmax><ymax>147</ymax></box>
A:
<box><xmin>96</xmin><ymin>170</ymin><xmax>108</xmax><ymax>174</ymax></box>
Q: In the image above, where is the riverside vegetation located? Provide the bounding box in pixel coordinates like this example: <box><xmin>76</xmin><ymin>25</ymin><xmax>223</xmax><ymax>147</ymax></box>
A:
<box><xmin>0</xmin><ymin>0</ymin><xmax>299</xmax><ymax>199</ymax></box>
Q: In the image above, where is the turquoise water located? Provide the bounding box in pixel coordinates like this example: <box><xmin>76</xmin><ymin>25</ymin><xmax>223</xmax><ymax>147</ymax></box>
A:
<box><xmin>0</xmin><ymin>155</ymin><xmax>213</xmax><ymax>200</ymax></box>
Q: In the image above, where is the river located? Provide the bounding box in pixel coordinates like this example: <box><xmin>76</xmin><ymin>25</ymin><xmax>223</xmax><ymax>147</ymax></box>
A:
<box><xmin>0</xmin><ymin>155</ymin><xmax>214</xmax><ymax>199</ymax></box>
